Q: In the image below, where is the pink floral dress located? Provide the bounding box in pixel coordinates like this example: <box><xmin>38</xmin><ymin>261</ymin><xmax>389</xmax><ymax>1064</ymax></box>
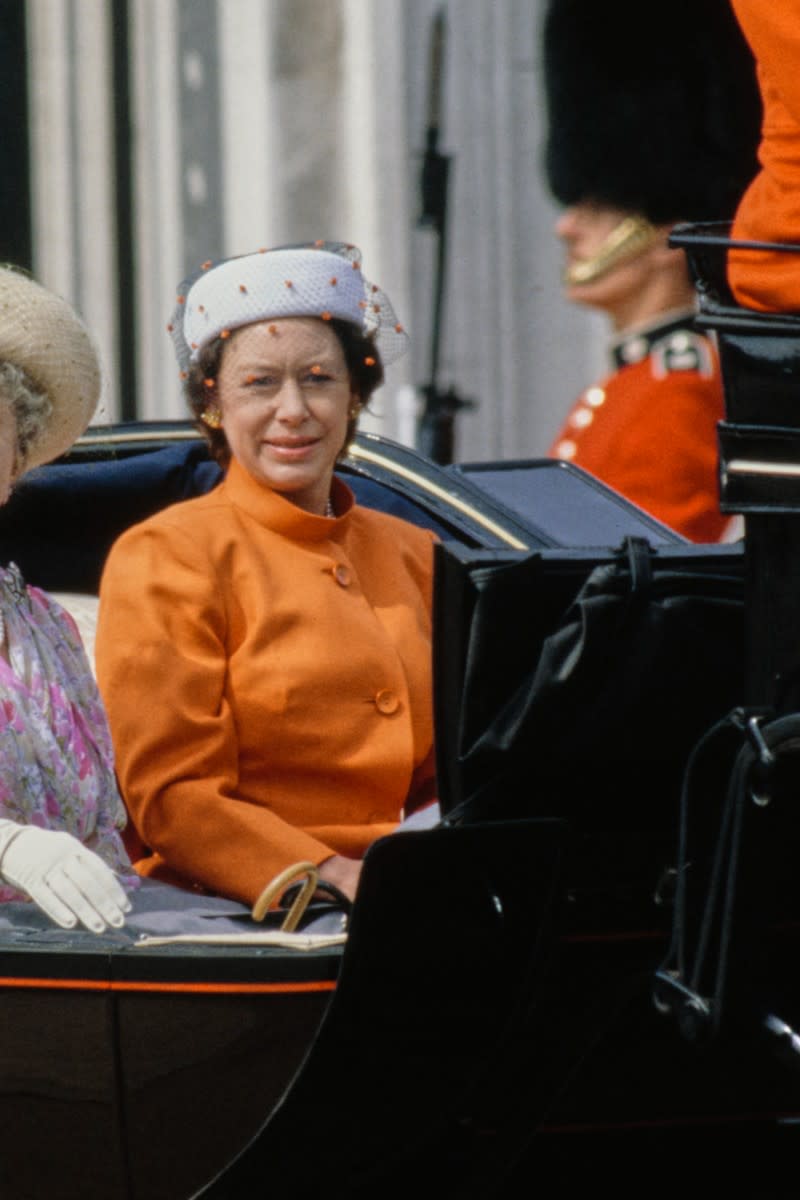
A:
<box><xmin>0</xmin><ymin>563</ymin><xmax>136</xmax><ymax>902</ymax></box>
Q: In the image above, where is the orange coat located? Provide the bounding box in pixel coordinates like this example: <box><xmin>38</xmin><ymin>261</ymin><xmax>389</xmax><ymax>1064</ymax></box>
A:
<box><xmin>548</xmin><ymin>314</ymin><xmax>727</xmax><ymax>543</ymax></box>
<box><xmin>95</xmin><ymin>458</ymin><xmax>436</xmax><ymax>905</ymax></box>
<box><xmin>728</xmin><ymin>1</ymin><xmax>800</xmax><ymax>311</ymax></box>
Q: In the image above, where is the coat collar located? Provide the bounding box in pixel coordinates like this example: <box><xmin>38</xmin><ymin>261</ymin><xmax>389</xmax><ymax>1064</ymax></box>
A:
<box><xmin>222</xmin><ymin>457</ymin><xmax>355</xmax><ymax>541</ymax></box>
<box><xmin>610</xmin><ymin>307</ymin><xmax>700</xmax><ymax>371</ymax></box>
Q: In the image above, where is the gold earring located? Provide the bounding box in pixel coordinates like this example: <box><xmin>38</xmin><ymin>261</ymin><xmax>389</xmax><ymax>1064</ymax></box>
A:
<box><xmin>202</xmin><ymin>407</ymin><xmax>223</xmax><ymax>429</ymax></box>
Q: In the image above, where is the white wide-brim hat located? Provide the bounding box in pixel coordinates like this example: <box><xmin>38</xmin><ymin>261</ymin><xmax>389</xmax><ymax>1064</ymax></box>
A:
<box><xmin>169</xmin><ymin>241</ymin><xmax>408</xmax><ymax>374</ymax></box>
<box><xmin>0</xmin><ymin>267</ymin><xmax>101</xmax><ymax>469</ymax></box>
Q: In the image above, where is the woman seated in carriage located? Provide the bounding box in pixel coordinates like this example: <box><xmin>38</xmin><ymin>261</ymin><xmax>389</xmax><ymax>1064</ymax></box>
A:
<box><xmin>96</xmin><ymin>243</ymin><xmax>437</xmax><ymax>906</ymax></box>
<box><xmin>0</xmin><ymin>266</ymin><xmax>135</xmax><ymax>933</ymax></box>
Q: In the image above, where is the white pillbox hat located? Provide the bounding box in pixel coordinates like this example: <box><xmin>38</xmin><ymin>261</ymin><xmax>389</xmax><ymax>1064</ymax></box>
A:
<box><xmin>170</xmin><ymin>242</ymin><xmax>407</xmax><ymax>373</ymax></box>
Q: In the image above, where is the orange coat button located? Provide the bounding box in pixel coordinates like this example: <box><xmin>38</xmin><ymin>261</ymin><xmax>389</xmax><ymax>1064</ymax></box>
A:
<box><xmin>334</xmin><ymin>564</ymin><xmax>351</xmax><ymax>587</ymax></box>
<box><xmin>374</xmin><ymin>689</ymin><xmax>399</xmax><ymax>714</ymax></box>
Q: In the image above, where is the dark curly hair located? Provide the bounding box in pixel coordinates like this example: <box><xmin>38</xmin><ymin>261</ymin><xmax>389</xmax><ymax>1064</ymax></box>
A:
<box><xmin>185</xmin><ymin>318</ymin><xmax>385</xmax><ymax>468</ymax></box>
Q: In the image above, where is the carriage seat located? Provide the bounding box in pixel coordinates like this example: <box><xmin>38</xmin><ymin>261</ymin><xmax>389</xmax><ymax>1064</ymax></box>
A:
<box><xmin>0</xmin><ymin>439</ymin><xmax>451</xmax><ymax>596</ymax></box>
<box><xmin>0</xmin><ymin>439</ymin><xmax>452</xmax><ymax>673</ymax></box>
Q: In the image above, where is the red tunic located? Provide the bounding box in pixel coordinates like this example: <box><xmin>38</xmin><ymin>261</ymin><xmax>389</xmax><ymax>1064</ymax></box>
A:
<box><xmin>728</xmin><ymin>1</ymin><xmax>800</xmax><ymax>311</ymax></box>
<box><xmin>548</xmin><ymin>313</ymin><xmax>727</xmax><ymax>543</ymax></box>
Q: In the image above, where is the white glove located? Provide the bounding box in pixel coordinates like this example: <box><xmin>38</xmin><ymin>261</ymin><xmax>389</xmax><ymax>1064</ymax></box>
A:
<box><xmin>0</xmin><ymin>820</ymin><xmax>132</xmax><ymax>933</ymax></box>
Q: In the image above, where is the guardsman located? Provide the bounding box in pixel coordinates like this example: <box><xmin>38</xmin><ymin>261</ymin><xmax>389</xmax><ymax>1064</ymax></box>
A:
<box><xmin>543</xmin><ymin>0</ymin><xmax>762</xmax><ymax>542</ymax></box>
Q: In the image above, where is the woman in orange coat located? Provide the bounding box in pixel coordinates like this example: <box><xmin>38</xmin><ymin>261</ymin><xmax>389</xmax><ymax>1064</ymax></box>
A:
<box><xmin>95</xmin><ymin>243</ymin><xmax>436</xmax><ymax>906</ymax></box>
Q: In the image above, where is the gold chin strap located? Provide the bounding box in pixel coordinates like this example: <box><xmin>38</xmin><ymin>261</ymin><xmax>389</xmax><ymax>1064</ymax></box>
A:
<box><xmin>564</xmin><ymin>214</ymin><xmax>660</xmax><ymax>286</ymax></box>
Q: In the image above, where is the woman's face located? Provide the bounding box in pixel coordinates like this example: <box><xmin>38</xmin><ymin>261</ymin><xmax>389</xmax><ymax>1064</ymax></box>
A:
<box><xmin>0</xmin><ymin>403</ymin><xmax>16</xmax><ymax>505</ymax></box>
<box><xmin>215</xmin><ymin>316</ymin><xmax>355</xmax><ymax>514</ymax></box>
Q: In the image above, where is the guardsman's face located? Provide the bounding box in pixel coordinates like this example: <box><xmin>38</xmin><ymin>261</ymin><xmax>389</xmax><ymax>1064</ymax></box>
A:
<box><xmin>554</xmin><ymin>201</ymin><xmax>669</xmax><ymax>328</ymax></box>
<box><xmin>555</xmin><ymin>202</ymin><xmax>633</xmax><ymax>271</ymax></box>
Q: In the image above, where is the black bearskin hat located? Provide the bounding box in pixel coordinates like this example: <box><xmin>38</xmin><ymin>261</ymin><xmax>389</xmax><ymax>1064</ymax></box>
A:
<box><xmin>542</xmin><ymin>0</ymin><xmax>762</xmax><ymax>224</ymax></box>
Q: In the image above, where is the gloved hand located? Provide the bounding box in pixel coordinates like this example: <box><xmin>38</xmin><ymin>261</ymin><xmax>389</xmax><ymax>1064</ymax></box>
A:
<box><xmin>0</xmin><ymin>820</ymin><xmax>132</xmax><ymax>933</ymax></box>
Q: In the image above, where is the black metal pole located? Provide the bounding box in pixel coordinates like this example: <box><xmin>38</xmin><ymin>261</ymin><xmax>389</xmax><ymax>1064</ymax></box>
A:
<box><xmin>0</xmin><ymin>1</ymin><xmax>32</xmax><ymax>269</ymax></box>
<box><xmin>416</xmin><ymin>9</ymin><xmax>471</xmax><ymax>465</ymax></box>
<box><xmin>111</xmin><ymin>0</ymin><xmax>138</xmax><ymax>423</ymax></box>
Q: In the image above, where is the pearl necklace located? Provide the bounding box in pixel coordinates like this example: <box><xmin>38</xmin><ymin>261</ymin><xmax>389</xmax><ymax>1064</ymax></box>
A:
<box><xmin>325</xmin><ymin>498</ymin><xmax>335</xmax><ymax>518</ymax></box>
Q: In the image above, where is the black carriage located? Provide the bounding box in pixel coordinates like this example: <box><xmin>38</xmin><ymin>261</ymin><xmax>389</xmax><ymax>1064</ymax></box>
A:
<box><xmin>1</xmin><ymin>264</ymin><xmax>799</xmax><ymax>1200</ymax></box>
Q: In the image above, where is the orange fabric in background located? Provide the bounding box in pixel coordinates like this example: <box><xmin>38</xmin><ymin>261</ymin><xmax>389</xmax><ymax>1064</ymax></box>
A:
<box><xmin>95</xmin><ymin>459</ymin><xmax>436</xmax><ymax>906</ymax></box>
<box><xmin>728</xmin><ymin>1</ymin><xmax>800</xmax><ymax>312</ymax></box>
